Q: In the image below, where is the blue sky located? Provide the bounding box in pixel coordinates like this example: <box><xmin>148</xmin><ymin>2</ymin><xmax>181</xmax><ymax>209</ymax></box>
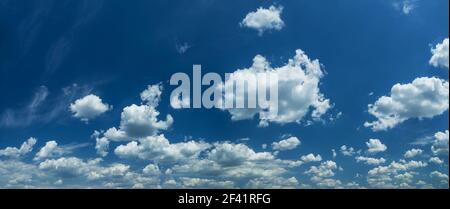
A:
<box><xmin>0</xmin><ymin>0</ymin><xmax>448</xmax><ymax>188</ymax></box>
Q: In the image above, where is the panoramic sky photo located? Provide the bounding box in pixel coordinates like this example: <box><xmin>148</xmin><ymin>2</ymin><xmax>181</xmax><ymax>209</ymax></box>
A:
<box><xmin>0</xmin><ymin>0</ymin><xmax>448</xmax><ymax>189</ymax></box>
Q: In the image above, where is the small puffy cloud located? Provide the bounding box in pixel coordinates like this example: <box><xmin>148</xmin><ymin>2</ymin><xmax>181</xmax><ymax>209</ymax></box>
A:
<box><xmin>365</xmin><ymin>77</ymin><xmax>449</xmax><ymax>131</ymax></box>
<box><xmin>142</xmin><ymin>164</ymin><xmax>160</xmax><ymax>176</ymax></box>
<box><xmin>300</xmin><ymin>153</ymin><xmax>322</xmax><ymax>163</ymax></box>
<box><xmin>429</xmin><ymin>38</ymin><xmax>449</xmax><ymax>69</ymax></box>
<box><xmin>404</xmin><ymin>148</ymin><xmax>423</xmax><ymax>158</ymax></box>
<box><xmin>340</xmin><ymin>145</ymin><xmax>356</xmax><ymax>156</ymax></box>
<box><xmin>366</xmin><ymin>139</ymin><xmax>387</xmax><ymax>154</ymax></box>
<box><xmin>0</xmin><ymin>137</ymin><xmax>37</xmax><ymax>158</ymax></box>
<box><xmin>119</xmin><ymin>104</ymin><xmax>173</xmax><ymax>138</ymax></box>
<box><xmin>432</xmin><ymin>130</ymin><xmax>449</xmax><ymax>155</ymax></box>
<box><xmin>34</xmin><ymin>141</ymin><xmax>64</xmax><ymax>161</ymax></box>
<box><xmin>140</xmin><ymin>84</ymin><xmax>162</xmax><ymax>107</ymax></box>
<box><xmin>240</xmin><ymin>5</ymin><xmax>284</xmax><ymax>35</ymax></box>
<box><xmin>429</xmin><ymin>157</ymin><xmax>444</xmax><ymax>164</ymax></box>
<box><xmin>355</xmin><ymin>156</ymin><xmax>386</xmax><ymax>165</ymax></box>
<box><xmin>222</xmin><ymin>49</ymin><xmax>331</xmax><ymax>126</ymax></box>
<box><xmin>272</xmin><ymin>137</ymin><xmax>301</xmax><ymax>151</ymax></box>
<box><xmin>70</xmin><ymin>94</ymin><xmax>111</xmax><ymax>122</ymax></box>
<box><xmin>104</xmin><ymin>84</ymin><xmax>173</xmax><ymax>140</ymax></box>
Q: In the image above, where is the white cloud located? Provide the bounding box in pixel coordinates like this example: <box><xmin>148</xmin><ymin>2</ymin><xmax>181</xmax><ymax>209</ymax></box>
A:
<box><xmin>114</xmin><ymin>134</ymin><xmax>210</xmax><ymax>163</ymax></box>
<box><xmin>331</xmin><ymin>149</ymin><xmax>337</xmax><ymax>158</ymax></box>
<box><xmin>34</xmin><ymin>141</ymin><xmax>64</xmax><ymax>161</ymax></box>
<box><xmin>0</xmin><ymin>137</ymin><xmax>37</xmax><ymax>158</ymax></box>
<box><xmin>366</xmin><ymin>139</ymin><xmax>387</xmax><ymax>154</ymax></box>
<box><xmin>367</xmin><ymin>160</ymin><xmax>428</xmax><ymax>188</ymax></box>
<box><xmin>222</xmin><ymin>49</ymin><xmax>331</xmax><ymax>126</ymax></box>
<box><xmin>246</xmin><ymin>176</ymin><xmax>299</xmax><ymax>189</ymax></box>
<box><xmin>305</xmin><ymin>160</ymin><xmax>338</xmax><ymax>179</ymax></box>
<box><xmin>355</xmin><ymin>156</ymin><xmax>386</xmax><ymax>165</ymax></box>
<box><xmin>429</xmin><ymin>38</ymin><xmax>449</xmax><ymax>69</ymax></box>
<box><xmin>340</xmin><ymin>145</ymin><xmax>356</xmax><ymax>156</ymax></box>
<box><xmin>70</xmin><ymin>94</ymin><xmax>111</xmax><ymax>123</ymax></box>
<box><xmin>92</xmin><ymin>131</ymin><xmax>109</xmax><ymax>158</ymax></box>
<box><xmin>365</xmin><ymin>77</ymin><xmax>449</xmax><ymax>131</ymax></box>
<box><xmin>140</xmin><ymin>84</ymin><xmax>162</xmax><ymax>107</ymax></box>
<box><xmin>209</xmin><ymin>142</ymin><xmax>274</xmax><ymax>166</ymax></box>
<box><xmin>104</xmin><ymin>84</ymin><xmax>173</xmax><ymax>140</ymax></box>
<box><xmin>272</xmin><ymin>136</ymin><xmax>301</xmax><ymax>151</ymax></box>
<box><xmin>119</xmin><ymin>104</ymin><xmax>173</xmax><ymax>138</ymax></box>
<box><xmin>429</xmin><ymin>157</ymin><xmax>443</xmax><ymax>164</ymax></box>
<box><xmin>240</xmin><ymin>5</ymin><xmax>284</xmax><ymax>35</ymax></box>
<box><xmin>304</xmin><ymin>160</ymin><xmax>343</xmax><ymax>188</ymax></box>
<box><xmin>430</xmin><ymin>171</ymin><xmax>449</xmax><ymax>184</ymax></box>
<box><xmin>142</xmin><ymin>164</ymin><xmax>160</xmax><ymax>176</ymax></box>
<box><xmin>180</xmin><ymin>177</ymin><xmax>235</xmax><ymax>189</ymax></box>
<box><xmin>432</xmin><ymin>130</ymin><xmax>449</xmax><ymax>155</ymax></box>
<box><xmin>171</xmin><ymin>142</ymin><xmax>301</xmax><ymax>181</ymax></box>
<box><xmin>404</xmin><ymin>148</ymin><xmax>423</xmax><ymax>158</ymax></box>
<box><xmin>300</xmin><ymin>153</ymin><xmax>322</xmax><ymax>163</ymax></box>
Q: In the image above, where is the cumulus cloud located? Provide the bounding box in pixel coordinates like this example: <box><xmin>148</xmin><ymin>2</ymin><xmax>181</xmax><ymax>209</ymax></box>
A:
<box><xmin>300</xmin><ymin>153</ymin><xmax>322</xmax><ymax>163</ymax></box>
<box><xmin>104</xmin><ymin>84</ymin><xmax>173</xmax><ymax>140</ymax></box>
<box><xmin>246</xmin><ymin>176</ymin><xmax>299</xmax><ymax>189</ymax></box>
<box><xmin>429</xmin><ymin>157</ymin><xmax>443</xmax><ymax>164</ymax></box>
<box><xmin>70</xmin><ymin>94</ymin><xmax>111</xmax><ymax>122</ymax></box>
<box><xmin>171</xmin><ymin>142</ymin><xmax>301</xmax><ymax>182</ymax></box>
<box><xmin>272</xmin><ymin>136</ymin><xmax>301</xmax><ymax>151</ymax></box>
<box><xmin>355</xmin><ymin>156</ymin><xmax>386</xmax><ymax>165</ymax></box>
<box><xmin>0</xmin><ymin>138</ymin><xmax>37</xmax><ymax>158</ymax></box>
<box><xmin>404</xmin><ymin>148</ymin><xmax>423</xmax><ymax>158</ymax></box>
<box><xmin>367</xmin><ymin>160</ymin><xmax>428</xmax><ymax>188</ymax></box>
<box><xmin>34</xmin><ymin>141</ymin><xmax>64</xmax><ymax>161</ymax></box>
<box><xmin>119</xmin><ymin>104</ymin><xmax>173</xmax><ymax>138</ymax></box>
<box><xmin>222</xmin><ymin>49</ymin><xmax>332</xmax><ymax>127</ymax></box>
<box><xmin>142</xmin><ymin>164</ymin><xmax>160</xmax><ymax>176</ymax></box>
<box><xmin>364</xmin><ymin>77</ymin><xmax>449</xmax><ymax>131</ymax></box>
<box><xmin>240</xmin><ymin>5</ymin><xmax>284</xmax><ymax>35</ymax></box>
<box><xmin>432</xmin><ymin>130</ymin><xmax>449</xmax><ymax>155</ymax></box>
<box><xmin>92</xmin><ymin>131</ymin><xmax>109</xmax><ymax>158</ymax></box>
<box><xmin>429</xmin><ymin>38</ymin><xmax>449</xmax><ymax>69</ymax></box>
<box><xmin>430</xmin><ymin>171</ymin><xmax>449</xmax><ymax>184</ymax></box>
<box><xmin>340</xmin><ymin>145</ymin><xmax>356</xmax><ymax>156</ymax></box>
<box><xmin>366</xmin><ymin>139</ymin><xmax>387</xmax><ymax>154</ymax></box>
<box><xmin>114</xmin><ymin>134</ymin><xmax>210</xmax><ymax>163</ymax></box>
<box><xmin>304</xmin><ymin>160</ymin><xmax>342</xmax><ymax>188</ymax></box>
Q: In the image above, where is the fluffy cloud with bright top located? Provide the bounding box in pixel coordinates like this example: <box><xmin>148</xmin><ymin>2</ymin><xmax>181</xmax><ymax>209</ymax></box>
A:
<box><xmin>222</xmin><ymin>49</ymin><xmax>332</xmax><ymax>127</ymax></box>
<box><xmin>429</xmin><ymin>38</ymin><xmax>449</xmax><ymax>69</ymax></box>
<box><xmin>70</xmin><ymin>94</ymin><xmax>111</xmax><ymax>123</ymax></box>
<box><xmin>240</xmin><ymin>5</ymin><xmax>284</xmax><ymax>35</ymax></box>
<box><xmin>365</xmin><ymin>77</ymin><xmax>449</xmax><ymax>131</ymax></box>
